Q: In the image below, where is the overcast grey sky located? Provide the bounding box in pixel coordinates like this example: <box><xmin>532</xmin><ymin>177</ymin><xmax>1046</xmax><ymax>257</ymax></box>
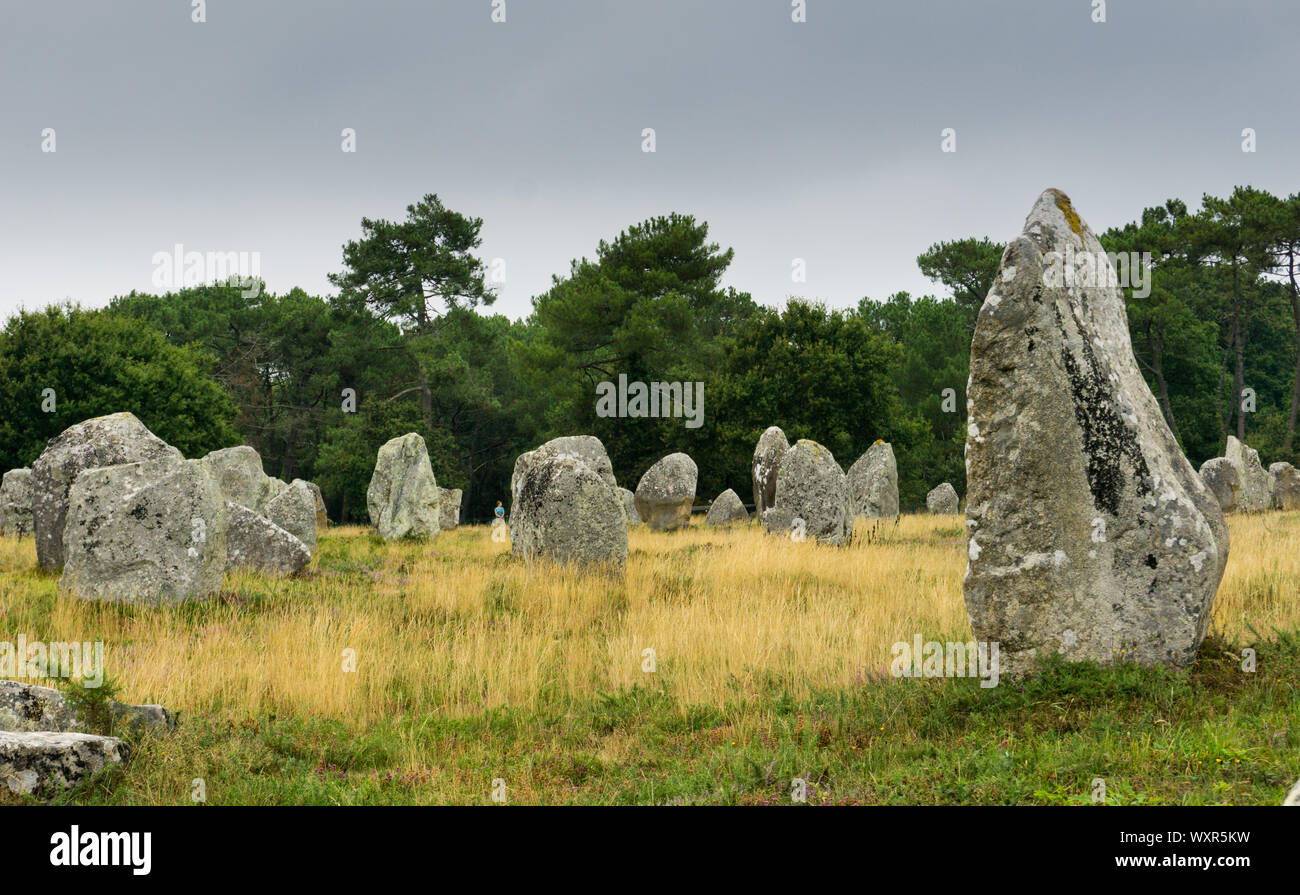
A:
<box><xmin>2</xmin><ymin>0</ymin><xmax>1295</xmax><ymax>322</ymax></box>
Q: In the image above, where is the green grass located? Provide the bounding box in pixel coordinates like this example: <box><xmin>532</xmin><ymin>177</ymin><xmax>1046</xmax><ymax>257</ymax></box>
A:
<box><xmin>19</xmin><ymin>631</ymin><xmax>1298</xmax><ymax>806</ymax></box>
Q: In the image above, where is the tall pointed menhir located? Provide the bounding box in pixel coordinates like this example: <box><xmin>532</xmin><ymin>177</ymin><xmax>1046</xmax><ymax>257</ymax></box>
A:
<box><xmin>963</xmin><ymin>189</ymin><xmax>1228</xmax><ymax>677</ymax></box>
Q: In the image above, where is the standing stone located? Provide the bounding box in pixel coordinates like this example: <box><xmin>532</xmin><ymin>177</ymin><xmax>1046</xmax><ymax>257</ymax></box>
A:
<box><xmin>305</xmin><ymin>481</ymin><xmax>328</xmax><ymax>527</ymax></box>
<box><xmin>199</xmin><ymin>446</ymin><xmax>278</xmax><ymax>510</ymax></box>
<box><xmin>926</xmin><ymin>483</ymin><xmax>959</xmax><ymax>515</ymax></box>
<box><xmin>965</xmin><ymin>189</ymin><xmax>1228</xmax><ymax>677</ymax></box>
<box><xmin>751</xmin><ymin>427</ymin><xmax>789</xmax><ymax>517</ymax></box>
<box><xmin>1224</xmin><ymin>436</ymin><xmax>1269</xmax><ymax>512</ymax></box>
<box><xmin>617</xmin><ymin>487</ymin><xmax>642</xmax><ymax>526</ymax></box>
<box><xmin>510</xmin><ymin>436</ymin><xmax>618</xmax><ymax>518</ymax></box>
<box><xmin>1198</xmin><ymin>457</ymin><xmax>1239</xmax><ymax>514</ymax></box>
<box><xmin>31</xmin><ymin>413</ymin><xmax>182</xmax><ymax>570</ymax></box>
<box><xmin>225</xmin><ymin>503</ymin><xmax>311</xmax><ymax>575</ymax></box>
<box><xmin>634</xmin><ymin>453</ymin><xmax>698</xmax><ymax>531</ymax></box>
<box><xmin>438</xmin><ymin>487</ymin><xmax>462</xmax><ymax>530</ymax></box>
<box><xmin>0</xmin><ymin>468</ymin><xmax>34</xmax><ymax>536</ymax></box>
<box><xmin>60</xmin><ymin>457</ymin><xmax>229</xmax><ymax>606</ymax></box>
<box><xmin>848</xmin><ymin>441</ymin><xmax>899</xmax><ymax>518</ymax></box>
<box><xmin>1270</xmin><ymin>462</ymin><xmax>1300</xmax><ymax>510</ymax></box>
<box><xmin>0</xmin><ymin>730</ymin><xmax>130</xmax><ymax>800</ymax></box>
<box><xmin>265</xmin><ymin>479</ymin><xmax>318</xmax><ymax>553</ymax></box>
<box><xmin>761</xmin><ymin>439</ymin><xmax>854</xmax><ymax>545</ymax></box>
<box><xmin>705</xmin><ymin>488</ymin><xmax>749</xmax><ymax>526</ymax></box>
<box><xmin>510</xmin><ymin>456</ymin><xmax>628</xmax><ymax>568</ymax></box>
<box><xmin>367</xmin><ymin>434</ymin><xmax>441</xmax><ymax>541</ymax></box>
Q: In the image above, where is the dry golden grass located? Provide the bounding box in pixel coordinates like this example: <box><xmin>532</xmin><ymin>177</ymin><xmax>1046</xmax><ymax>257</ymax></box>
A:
<box><xmin>2</xmin><ymin>511</ymin><xmax>1299</xmax><ymax>733</ymax></box>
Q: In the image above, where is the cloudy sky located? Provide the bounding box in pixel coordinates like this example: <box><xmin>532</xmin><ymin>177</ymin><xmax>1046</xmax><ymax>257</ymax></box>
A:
<box><xmin>2</xmin><ymin>0</ymin><xmax>1296</xmax><ymax>322</ymax></box>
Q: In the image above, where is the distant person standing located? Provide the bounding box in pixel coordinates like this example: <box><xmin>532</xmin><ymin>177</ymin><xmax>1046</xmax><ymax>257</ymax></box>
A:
<box><xmin>491</xmin><ymin>500</ymin><xmax>508</xmax><ymax>542</ymax></box>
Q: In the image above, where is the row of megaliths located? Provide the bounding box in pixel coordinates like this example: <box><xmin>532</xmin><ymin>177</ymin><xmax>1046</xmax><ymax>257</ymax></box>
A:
<box><xmin>964</xmin><ymin>189</ymin><xmax>1229</xmax><ymax>677</ymax></box>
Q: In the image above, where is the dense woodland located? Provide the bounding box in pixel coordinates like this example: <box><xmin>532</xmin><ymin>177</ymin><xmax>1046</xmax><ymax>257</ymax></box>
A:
<box><xmin>3</xmin><ymin>187</ymin><xmax>1299</xmax><ymax>521</ymax></box>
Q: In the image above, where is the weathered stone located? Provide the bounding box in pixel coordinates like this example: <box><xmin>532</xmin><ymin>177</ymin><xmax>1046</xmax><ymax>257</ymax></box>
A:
<box><xmin>1199</xmin><ymin>457</ymin><xmax>1239</xmax><ymax>514</ymax></box>
<box><xmin>512</xmin><ymin>436</ymin><xmax>618</xmax><ymax>518</ymax></box>
<box><xmin>1225</xmin><ymin>436</ymin><xmax>1269</xmax><ymax>512</ymax></box>
<box><xmin>964</xmin><ymin>189</ymin><xmax>1229</xmax><ymax>677</ymax></box>
<box><xmin>367</xmin><ymin>434</ymin><xmax>441</xmax><ymax>541</ymax></box>
<box><xmin>0</xmin><ymin>730</ymin><xmax>129</xmax><ymax>800</ymax></box>
<box><xmin>264</xmin><ymin>479</ymin><xmax>317</xmax><ymax>553</ymax></box>
<box><xmin>32</xmin><ymin>413</ymin><xmax>182</xmax><ymax>570</ymax></box>
<box><xmin>762</xmin><ymin>440</ymin><xmax>854</xmax><ymax>545</ymax></box>
<box><xmin>305</xmin><ymin>481</ymin><xmax>328</xmax><ymax>527</ymax></box>
<box><xmin>617</xmin><ymin>487</ymin><xmax>642</xmax><ymax>526</ymax></box>
<box><xmin>848</xmin><ymin>441</ymin><xmax>899</xmax><ymax>518</ymax></box>
<box><xmin>1270</xmin><ymin>462</ymin><xmax>1300</xmax><ymax>510</ymax></box>
<box><xmin>751</xmin><ymin>427</ymin><xmax>789</xmax><ymax>517</ymax></box>
<box><xmin>225</xmin><ymin>503</ymin><xmax>311</xmax><ymax>575</ymax></box>
<box><xmin>0</xmin><ymin>468</ymin><xmax>33</xmax><ymax>536</ymax></box>
<box><xmin>1285</xmin><ymin>778</ymin><xmax>1300</xmax><ymax>806</ymax></box>
<box><xmin>926</xmin><ymin>483</ymin><xmax>959</xmax><ymax>515</ymax></box>
<box><xmin>634</xmin><ymin>453</ymin><xmax>698</xmax><ymax>531</ymax></box>
<box><xmin>438</xmin><ymin>487</ymin><xmax>462</xmax><ymax>530</ymax></box>
<box><xmin>60</xmin><ymin>457</ymin><xmax>228</xmax><ymax>606</ymax></box>
<box><xmin>199</xmin><ymin>446</ymin><xmax>277</xmax><ymax>510</ymax></box>
<box><xmin>0</xmin><ymin>680</ymin><xmax>175</xmax><ymax>736</ymax></box>
<box><xmin>705</xmin><ymin>488</ymin><xmax>749</xmax><ymax>526</ymax></box>
<box><xmin>510</xmin><ymin>456</ymin><xmax>628</xmax><ymax>568</ymax></box>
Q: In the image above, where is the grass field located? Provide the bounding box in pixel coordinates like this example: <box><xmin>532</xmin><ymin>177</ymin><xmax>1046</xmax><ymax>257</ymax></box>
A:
<box><xmin>2</xmin><ymin>512</ymin><xmax>1298</xmax><ymax>805</ymax></box>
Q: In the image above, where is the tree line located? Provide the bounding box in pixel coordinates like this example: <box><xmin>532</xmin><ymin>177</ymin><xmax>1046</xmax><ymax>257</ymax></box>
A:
<box><xmin>2</xmin><ymin>187</ymin><xmax>1298</xmax><ymax>521</ymax></box>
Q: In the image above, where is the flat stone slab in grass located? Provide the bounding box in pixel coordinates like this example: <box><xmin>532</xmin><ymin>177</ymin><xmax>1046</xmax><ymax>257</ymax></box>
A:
<box><xmin>0</xmin><ymin>680</ymin><xmax>175</xmax><ymax>735</ymax></box>
<box><xmin>0</xmin><ymin>730</ymin><xmax>130</xmax><ymax>800</ymax></box>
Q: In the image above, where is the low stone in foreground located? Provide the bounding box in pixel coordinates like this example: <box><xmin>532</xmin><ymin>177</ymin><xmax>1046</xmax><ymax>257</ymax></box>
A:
<box><xmin>0</xmin><ymin>730</ymin><xmax>130</xmax><ymax>800</ymax></box>
<box><xmin>0</xmin><ymin>680</ymin><xmax>175</xmax><ymax>736</ymax></box>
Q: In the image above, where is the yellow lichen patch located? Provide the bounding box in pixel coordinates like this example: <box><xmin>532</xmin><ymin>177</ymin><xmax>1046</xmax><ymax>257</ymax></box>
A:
<box><xmin>1049</xmin><ymin>188</ymin><xmax>1085</xmax><ymax>245</ymax></box>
